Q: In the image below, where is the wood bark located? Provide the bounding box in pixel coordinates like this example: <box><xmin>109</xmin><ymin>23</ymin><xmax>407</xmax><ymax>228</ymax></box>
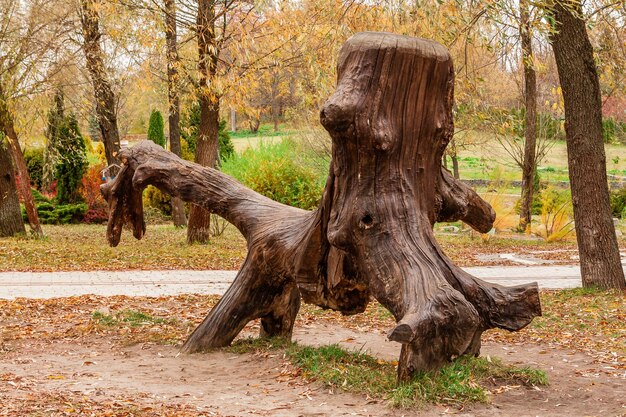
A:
<box><xmin>550</xmin><ymin>2</ymin><xmax>626</xmax><ymax>289</ymax></box>
<box><xmin>518</xmin><ymin>0</ymin><xmax>537</xmax><ymax>232</ymax></box>
<box><xmin>187</xmin><ymin>0</ymin><xmax>220</xmax><ymax>244</ymax></box>
<box><xmin>164</xmin><ymin>0</ymin><xmax>187</xmax><ymax>228</ymax></box>
<box><xmin>0</xmin><ymin>136</ymin><xmax>25</xmax><ymax>237</ymax></box>
<box><xmin>80</xmin><ymin>0</ymin><xmax>121</xmax><ymax>167</ymax></box>
<box><xmin>0</xmin><ymin>85</ymin><xmax>43</xmax><ymax>237</ymax></box>
<box><xmin>103</xmin><ymin>33</ymin><xmax>541</xmax><ymax>382</ymax></box>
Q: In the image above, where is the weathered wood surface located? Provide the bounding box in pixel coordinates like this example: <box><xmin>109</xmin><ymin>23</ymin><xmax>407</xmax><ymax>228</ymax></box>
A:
<box><xmin>102</xmin><ymin>32</ymin><xmax>541</xmax><ymax>382</ymax></box>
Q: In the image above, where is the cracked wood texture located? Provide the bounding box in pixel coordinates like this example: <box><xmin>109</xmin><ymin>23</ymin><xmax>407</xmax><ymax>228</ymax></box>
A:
<box><xmin>102</xmin><ymin>32</ymin><xmax>541</xmax><ymax>382</ymax></box>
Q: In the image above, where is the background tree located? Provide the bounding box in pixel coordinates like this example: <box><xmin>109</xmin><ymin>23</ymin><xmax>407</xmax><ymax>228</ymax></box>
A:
<box><xmin>518</xmin><ymin>0</ymin><xmax>538</xmax><ymax>231</ymax></box>
<box><xmin>0</xmin><ymin>84</ymin><xmax>43</xmax><ymax>237</ymax></box>
<box><xmin>0</xmin><ymin>133</ymin><xmax>25</xmax><ymax>237</ymax></box>
<box><xmin>550</xmin><ymin>0</ymin><xmax>626</xmax><ymax>289</ymax></box>
<box><xmin>147</xmin><ymin>109</ymin><xmax>166</xmax><ymax>147</ymax></box>
<box><xmin>186</xmin><ymin>0</ymin><xmax>220</xmax><ymax>244</ymax></box>
<box><xmin>0</xmin><ymin>0</ymin><xmax>70</xmax><ymax>237</ymax></box>
<box><xmin>164</xmin><ymin>0</ymin><xmax>187</xmax><ymax>227</ymax></box>
<box><xmin>80</xmin><ymin>0</ymin><xmax>121</xmax><ymax>166</ymax></box>
<box><xmin>181</xmin><ymin>102</ymin><xmax>233</xmax><ymax>163</ymax></box>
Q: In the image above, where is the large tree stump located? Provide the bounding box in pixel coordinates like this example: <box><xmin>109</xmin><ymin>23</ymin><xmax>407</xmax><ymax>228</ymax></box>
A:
<box><xmin>102</xmin><ymin>32</ymin><xmax>541</xmax><ymax>382</ymax></box>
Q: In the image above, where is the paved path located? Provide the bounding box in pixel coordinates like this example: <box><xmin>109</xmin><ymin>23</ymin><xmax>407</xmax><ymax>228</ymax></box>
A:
<box><xmin>0</xmin><ymin>265</ymin><xmax>616</xmax><ymax>300</ymax></box>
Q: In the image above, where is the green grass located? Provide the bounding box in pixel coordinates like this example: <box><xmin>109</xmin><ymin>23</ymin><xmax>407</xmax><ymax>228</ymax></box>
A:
<box><xmin>455</xmin><ymin>131</ymin><xmax>626</xmax><ymax>183</ymax></box>
<box><xmin>229</xmin><ymin>123</ymin><xmax>289</xmax><ymax>139</ymax></box>
<box><xmin>224</xmin><ymin>338</ymin><xmax>548</xmax><ymax>408</ymax></box>
<box><xmin>287</xmin><ymin>344</ymin><xmax>547</xmax><ymax>408</ymax></box>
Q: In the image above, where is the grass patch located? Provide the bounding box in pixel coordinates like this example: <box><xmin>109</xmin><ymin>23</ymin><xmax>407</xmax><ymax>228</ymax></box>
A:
<box><xmin>92</xmin><ymin>309</ymin><xmax>168</xmax><ymax>327</ymax></box>
<box><xmin>286</xmin><ymin>344</ymin><xmax>547</xmax><ymax>408</ymax></box>
<box><xmin>229</xmin><ymin>124</ymin><xmax>289</xmax><ymax>139</ymax></box>
<box><xmin>227</xmin><ymin>336</ymin><xmax>293</xmax><ymax>353</ymax></box>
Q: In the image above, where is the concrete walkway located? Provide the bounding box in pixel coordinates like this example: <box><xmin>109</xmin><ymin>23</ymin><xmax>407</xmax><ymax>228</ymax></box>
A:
<box><xmin>0</xmin><ymin>265</ymin><xmax>614</xmax><ymax>300</ymax></box>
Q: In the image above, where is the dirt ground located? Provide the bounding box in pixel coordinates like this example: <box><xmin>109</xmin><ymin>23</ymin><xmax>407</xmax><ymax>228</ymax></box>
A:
<box><xmin>2</xmin><ymin>320</ymin><xmax>625</xmax><ymax>417</ymax></box>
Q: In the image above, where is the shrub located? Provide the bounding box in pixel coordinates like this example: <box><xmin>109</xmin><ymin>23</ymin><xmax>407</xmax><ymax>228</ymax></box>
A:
<box><xmin>219</xmin><ymin>120</ymin><xmax>235</xmax><ymax>161</ymax></box>
<box><xmin>147</xmin><ymin>109</ymin><xmax>166</xmax><ymax>148</ymax></box>
<box><xmin>83</xmin><ymin>208</ymin><xmax>109</xmax><ymax>224</ymax></box>
<box><xmin>24</xmin><ymin>148</ymin><xmax>44</xmax><ymax>189</ymax></box>
<box><xmin>482</xmin><ymin>190</ymin><xmax>517</xmax><ymax>234</ymax></box>
<box><xmin>83</xmin><ymin>134</ymin><xmax>95</xmax><ymax>154</ymax></box>
<box><xmin>81</xmin><ymin>163</ymin><xmax>109</xmax><ymax>223</ymax></box>
<box><xmin>31</xmin><ymin>188</ymin><xmax>52</xmax><ymax>204</ymax></box>
<box><xmin>23</xmin><ymin>201</ymin><xmax>88</xmax><ymax>224</ymax></box>
<box><xmin>610</xmin><ymin>187</ymin><xmax>626</xmax><ymax>219</ymax></box>
<box><xmin>222</xmin><ymin>139</ymin><xmax>323</xmax><ymax>210</ymax></box>
<box><xmin>535</xmin><ymin>188</ymin><xmax>574</xmax><ymax>242</ymax></box>
<box><xmin>143</xmin><ymin>185</ymin><xmax>171</xmax><ymax>216</ymax></box>
<box><xmin>94</xmin><ymin>142</ymin><xmax>106</xmax><ymax>164</ymax></box>
<box><xmin>603</xmin><ymin>118</ymin><xmax>617</xmax><ymax>144</ymax></box>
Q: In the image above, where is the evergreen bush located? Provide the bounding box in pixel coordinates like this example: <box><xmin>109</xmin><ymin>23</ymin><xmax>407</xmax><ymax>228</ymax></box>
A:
<box><xmin>45</xmin><ymin>91</ymin><xmax>88</xmax><ymax>204</ymax></box>
<box><xmin>147</xmin><ymin>109</ymin><xmax>166</xmax><ymax>148</ymax></box>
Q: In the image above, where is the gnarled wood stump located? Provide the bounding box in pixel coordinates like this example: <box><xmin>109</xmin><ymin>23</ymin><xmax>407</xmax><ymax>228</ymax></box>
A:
<box><xmin>102</xmin><ymin>32</ymin><xmax>541</xmax><ymax>382</ymax></box>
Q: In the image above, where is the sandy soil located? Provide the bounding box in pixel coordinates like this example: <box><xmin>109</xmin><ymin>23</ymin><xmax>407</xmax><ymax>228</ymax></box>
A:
<box><xmin>1</xmin><ymin>323</ymin><xmax>624</xmax><ymax>417</ymax></box>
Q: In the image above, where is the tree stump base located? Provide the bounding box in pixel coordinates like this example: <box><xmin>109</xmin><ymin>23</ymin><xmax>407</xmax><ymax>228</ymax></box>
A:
<box><xmin>102</xmin><ymin>32</ymin><xmax>541</xmax><ymax>383</ymax></box>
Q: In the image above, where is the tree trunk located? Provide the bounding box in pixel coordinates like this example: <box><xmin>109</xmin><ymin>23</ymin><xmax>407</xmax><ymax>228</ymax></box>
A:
<box><xmin>0</xmin><ymin>136</ymin><xmax>25</xmax><ymax>237</ymax></box>
<box><xmin>230</xmin><ymin>107</ymin><xmax>236</xmax><ymax>132</ymax></box>
<box><xmin>102</xmin><ymin>33</ymin><xmax>541</xmax><ymax>382</ymax></box>
<box><xmin>164</xmin><ymin>0</ymin><xmax>186</xmax><ymax>228</ymax></box>
<box><xmin>0</xmin><ymin>85</ymin><xmax>43</xmax><ymax>238</ymax></box>
<box><xmin>518</xmin><ymin>0</ymin><xmax>537</xmax><ymax>232</ymax></box>
<box><xmin>80</xmin><ymin>0</ymin><xmax>121</xmax><ymax>167</ymax></box>
<box><xmin>550</xmin><ymin>2</ymin><xmax>626</xmax><ymax>289</ymax></box>
<box><xmin>451</xmin><ymin>153</ymin><xmax>460</xmax><ymax>179</ymax></box>
<box><xmin>187</xmin><ymin>0</ymin><xmax>220</xmax><ymax>244</ymax></box>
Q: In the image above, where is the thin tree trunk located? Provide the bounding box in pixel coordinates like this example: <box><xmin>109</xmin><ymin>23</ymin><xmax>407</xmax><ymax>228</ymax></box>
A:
<box><xmin>0</xmin><ymin>136</ymin><xmax>25</xmax><ymax>237</ymax></box>
<box><xmin>518</xmin><ymin>0</ymin><xmax>537</xmax><ymax>232</ymax></box>
<box><xmin>164</xmin><ymin>0</ymin><xmax>186</xmax><ymax>227</ymax></box>
<box><xmin>80</xmin><ymin>0</ymin><xmax>121</xmax><ymax>167</ymax></box>
<box><xmin>550</xmin><ymin>1</ymin><xmax>626</xmax><ymax>289</ymax></box>
<box><xmin>0</xmin><ymin>85</ymin><xmax>43</xmax><ymax>237</ymax></box>
<box><xmin>452</xmin><ymin>154</ymin><xmax>460</xmax><ymax>179</ymax></box>
<box><xmin>187</xmin><ymin>0</ymin><xmax>220</xmax><ymax>244</ymax></box>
